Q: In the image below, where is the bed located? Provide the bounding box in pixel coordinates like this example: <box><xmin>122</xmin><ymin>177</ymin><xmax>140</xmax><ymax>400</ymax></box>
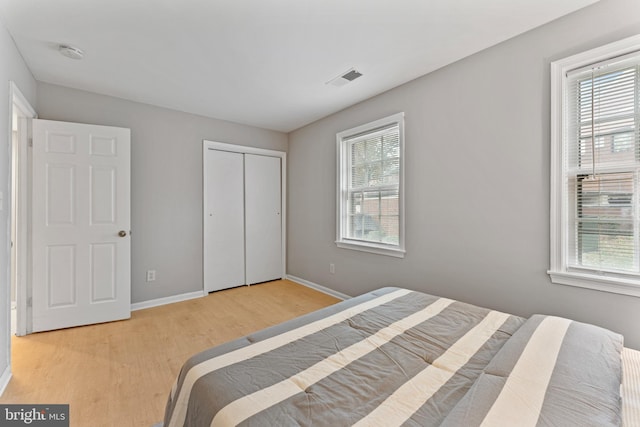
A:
<box><xmin>162</xmin><ymin>287</ymin><xmax>639</xmax><ymax>426</ymax></box>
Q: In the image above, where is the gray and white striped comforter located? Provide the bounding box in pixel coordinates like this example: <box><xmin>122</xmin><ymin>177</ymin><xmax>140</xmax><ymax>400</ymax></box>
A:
<box><xmin>163</xmin><ymin>287</ymin><xmax>623</xmax><ymax>427</ymax></box>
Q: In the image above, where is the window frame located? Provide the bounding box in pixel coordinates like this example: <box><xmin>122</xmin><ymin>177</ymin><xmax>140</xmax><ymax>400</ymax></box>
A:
<box><xmin>336</xmin><ymin>112</ymin><xmax>405</xmax><ymax>258</ymax></box>
<box><xmin>549</xmin><ymin>34</ymin><xmax>640</xmax><ymax>298</ymax></box>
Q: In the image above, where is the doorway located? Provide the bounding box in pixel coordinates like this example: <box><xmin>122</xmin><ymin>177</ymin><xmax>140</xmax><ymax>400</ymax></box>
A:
<box><xmin>9</xmin><ymin>82</ymin><xmax>36</xmax><ymax>339</ymax></box>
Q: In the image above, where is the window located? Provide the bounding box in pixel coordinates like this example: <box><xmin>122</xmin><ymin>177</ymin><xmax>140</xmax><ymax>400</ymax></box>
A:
<box><xmin>550</xmin><ymin>35</ymin><xmax>640</xmax><ymax>297</ymax></box>
<box><xmin>336</xmin><ymin>113</ymin><xmax>405</xmax><ymax>257</ymax></box>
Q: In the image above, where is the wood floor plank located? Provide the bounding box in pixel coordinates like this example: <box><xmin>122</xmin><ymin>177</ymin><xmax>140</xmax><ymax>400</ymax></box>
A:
<box><xmin>0</xmin><ymin>280</ymin><xmax>340</xmax><ymax>427</ymax></box>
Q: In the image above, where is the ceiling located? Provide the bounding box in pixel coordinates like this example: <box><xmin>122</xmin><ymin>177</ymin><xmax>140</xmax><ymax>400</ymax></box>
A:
<box><xmin>0</xmin><ymin>0</ymin><xmax>599</xmax><ymax>133</ymax></box>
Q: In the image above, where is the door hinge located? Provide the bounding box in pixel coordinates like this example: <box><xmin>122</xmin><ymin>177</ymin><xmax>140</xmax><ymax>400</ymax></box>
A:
<box><xmin>28</xmin><ymin>137</ymin><xmax>33</xmax><ymax>147</ymax></box>
<box><xmin>27</xmin><ymin>297</ymin><xmax>32</xmax><ymax>308</ymax></box>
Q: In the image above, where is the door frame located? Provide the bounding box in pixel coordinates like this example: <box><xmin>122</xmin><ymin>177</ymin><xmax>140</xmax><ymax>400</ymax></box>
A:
<box><xmin>202</xmin><ymin>140</ymin><xmax>286</xmax><ymax>292</ymax></box>
<box><xmin>9</xmin><ymin>81</ymin><xmax>36</xmax><ymax>339</ymax></box>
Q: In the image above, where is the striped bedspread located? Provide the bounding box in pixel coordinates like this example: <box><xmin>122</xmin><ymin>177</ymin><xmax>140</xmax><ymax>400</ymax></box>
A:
<box><xmin>163</xmin><ymin>287</ymin><xmax>623</xmax><ymax>427</ymax></box>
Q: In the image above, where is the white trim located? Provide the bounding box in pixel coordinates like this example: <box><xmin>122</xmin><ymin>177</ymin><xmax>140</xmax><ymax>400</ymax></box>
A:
<box><xmin>0</xmin><ymin>366</ymin><xmax>11</xmax><ymax>397</ymax></box>
<box><xmin>131</xmin><ymin>290</ymin><xmax>206</xmax><ymax>312</ymax></box>
<box><xmin>286</xmin><ymin>275</ymin><xmax>351</xmax><ymax>300</ymax></box>
<box><xmin>204</xmin><ymin>140</ymin><xmax>285</xmax><ymax>159</ymax></box>
<box><xmin>203</xmin><ymin>140</ymin><xmax>287</xmax><ymax>292</ymax></box>
<box><xmin>560</xmin><ymin>34</ymin><xmax>640</xmax><ymax>76</ymax></box>
<box><xmin>549</xmin><ymin>59</ymin><xmax>564</xmax><ymax>277</ymax></box>
<box><xmin>549</xmin><ymin>34</ymin><xmax>640</xmax><ymax>297</ymax></box>
<box><xmin>10</xmin><ymin>81</ymin><xmax>36</xmax><ymax>118</ymax></box>
<box><xmin>549</xmin><ymin>271</ymin><xmax>640</xmax><ymax>298</ymax></box>
<box><xmin>336</xmin><ymin>112</ymin><xmax>405</xmax><ymax>258</ymax></box>
<box><xmin>336</xmin><ymin>241</ymin><xmax>406</xmax><ymax>258</ymax></box>
<box><xmin>5</xmin><ymin>82</ymin><xmax>36</xmax><ymax>393</ymax></box>
<box><xmin>9</xmin><ymin>83</ymin><xmax>36</xmax><ymax>338</ymax></box>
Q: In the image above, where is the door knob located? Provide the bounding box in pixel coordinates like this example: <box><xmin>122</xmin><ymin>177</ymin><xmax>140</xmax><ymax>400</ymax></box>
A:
<box><xmin>118</xmin><ymin>230</ymin><xmax>127</xmax><ymax>237</ymax></box>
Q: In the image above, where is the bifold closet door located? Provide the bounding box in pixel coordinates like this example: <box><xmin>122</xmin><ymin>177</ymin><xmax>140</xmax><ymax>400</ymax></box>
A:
<box><xmin>205</xmin><ymin>149</ymin><xmax>245</xmax><ymax>292</ymax></box>
<box><xmin>245</xmin><ymin>154</ymin><xmax>282</xmax><ymax>284</ymax></box>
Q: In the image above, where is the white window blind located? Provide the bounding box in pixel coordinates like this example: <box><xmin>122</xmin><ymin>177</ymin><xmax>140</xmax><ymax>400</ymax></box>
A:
<box><xmin>337</xmin><ymin>113</ymin><xmax>405</xmax><ymax>257</ymax></box>
<box><xmin>566</xmin><ymin>59</ymin><xmax>640</xmax><ymax>276</ymax></box>
<box><xmin>549</xmin><ymin>35</ymin><xmax>640</xmax><ymax>297</ymax></box>
<box><xmin>346</xmin><ymin>124</ymin><xmax>400</xmax><ymax>244</ymax></box>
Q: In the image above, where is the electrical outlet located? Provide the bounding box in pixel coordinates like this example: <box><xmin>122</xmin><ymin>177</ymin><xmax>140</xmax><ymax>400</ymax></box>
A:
<box><xmin>329</xmin><ymin>263</ymin><xmax>335</xmax><ymax>274</ymax></box>
<box><xmin>146</xmin><ymin>270</ymin><xmax>156</xmax><ymax>282</ymax></box>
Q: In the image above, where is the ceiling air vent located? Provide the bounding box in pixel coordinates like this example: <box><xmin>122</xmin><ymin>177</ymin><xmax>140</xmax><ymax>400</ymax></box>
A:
<box><xmin>327</xmin><ymin>68</ymin><xmax>363</xmax><ymax>87</ymax></box>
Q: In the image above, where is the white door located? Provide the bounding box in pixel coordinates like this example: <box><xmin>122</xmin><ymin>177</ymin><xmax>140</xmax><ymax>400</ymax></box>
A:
<box><xmin>245</xmin><ymin>154</ymin><xmax>282</xmax><ymax>284</ymax></box>
<box><xmin>31</xmin><ymin>119</ymin><xmax>131</xmax><ymax>332</ymax></box>
<box><xmin>204</xmin><ymin>149</ymin><xmax>245</xmax><ymax>292</ymax></box>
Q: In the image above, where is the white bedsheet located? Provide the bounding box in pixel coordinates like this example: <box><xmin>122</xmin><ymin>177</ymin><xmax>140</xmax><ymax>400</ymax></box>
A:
<box><xmin>623</xmin><ymin>347</ymin><xmax>640</xmax><ymax>426</ymax></box>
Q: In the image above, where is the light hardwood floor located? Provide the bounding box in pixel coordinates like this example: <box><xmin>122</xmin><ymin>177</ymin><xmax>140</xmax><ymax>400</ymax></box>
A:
<box><xmin>0</xmin><ymin>280</ymin><xmax>340</xmax><ymax>427</ymax></box>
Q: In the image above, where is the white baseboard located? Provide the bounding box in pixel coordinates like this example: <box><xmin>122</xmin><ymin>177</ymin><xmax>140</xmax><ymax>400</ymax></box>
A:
<box><xmin>286</xmin><ymin>275</ymin><xmax>351</xmax><ymax>300</ymax></box>
<box><xmin>131</xmin><ymin>290</ymin><xmax>206</xmax><ymax>312</ymax></box>
<box><xmin>131</xmin><ymin>278</ymin><xmax>349</xmax><ymax>312</ymax></box>
<box><xmin>0</xmin><ymin>366</ymin><xmax>11</xmax><ymax>397</ymax></box>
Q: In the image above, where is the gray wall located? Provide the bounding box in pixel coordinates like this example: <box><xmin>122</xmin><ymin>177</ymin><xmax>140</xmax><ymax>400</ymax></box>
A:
<box><xmin>0</xmin><ymin>18</ymin><xmax>37</xmax><ymax>387</ymax></box>
<box><xmin>37</xmin><ymin>83</ymin><xmax>287</xmax><ymax>304</ymax></box>
<box><xmin>287</xmin><ymin>0</ymin><xmax>640</xmax><ymax>349</ymax></box>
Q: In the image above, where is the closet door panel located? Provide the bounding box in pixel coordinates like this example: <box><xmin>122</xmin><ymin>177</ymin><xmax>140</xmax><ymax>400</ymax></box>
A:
<box><xmin>204</xmin><ymin>149</ymin><xmax>245</xmax><ymax>291</ymax></box>
<box><xmin>245</xmin><ymin>154</ymin><xmax>282</xmax><ymax>284</ymax></box>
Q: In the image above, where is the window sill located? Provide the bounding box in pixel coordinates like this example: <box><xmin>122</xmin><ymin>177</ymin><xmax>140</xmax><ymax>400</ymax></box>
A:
<box><xmin>336</xmin><ymin>240</ymin><xmax>405</xmax><ymax>258</ymax></box>
<box><xmin>548</xmin><ymin>270</ymin><xmax>640</xmax><ymax>298</ymax></box>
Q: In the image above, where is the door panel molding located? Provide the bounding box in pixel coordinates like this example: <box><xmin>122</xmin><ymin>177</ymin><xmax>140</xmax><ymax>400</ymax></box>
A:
<box><xmin>32</xmin><ymin>119</ymin><xmax>131</xmax><ymax>332</ymax></box>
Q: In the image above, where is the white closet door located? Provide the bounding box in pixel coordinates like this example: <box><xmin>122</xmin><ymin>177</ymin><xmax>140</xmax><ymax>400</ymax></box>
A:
<box><xmin>204</xmin><ymin>149</ymin><xmax>245</xmax><ymax>292</ymax></box>
<box><xmin>245</xmin><ymin>154</ymin><xmax>282</xmax><ymax>284</ymax></box>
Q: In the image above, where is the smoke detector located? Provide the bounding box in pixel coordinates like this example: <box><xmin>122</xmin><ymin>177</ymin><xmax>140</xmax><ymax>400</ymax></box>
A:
<box><xmin>58</xmin><ymin>44</ymin><xmax>84</xmax><ymax>60</ymax></box>
<box><xmin>326</xmin><ymin>67</ymin><xmax>363</xmax><ymax>87</ymax></box>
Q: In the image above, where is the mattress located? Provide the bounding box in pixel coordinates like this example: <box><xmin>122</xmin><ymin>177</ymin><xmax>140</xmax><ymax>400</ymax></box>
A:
<box><xmin>162</xmin><ymin>287</ymin><xmax>625</xmax><ymax>427</ymax></box>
